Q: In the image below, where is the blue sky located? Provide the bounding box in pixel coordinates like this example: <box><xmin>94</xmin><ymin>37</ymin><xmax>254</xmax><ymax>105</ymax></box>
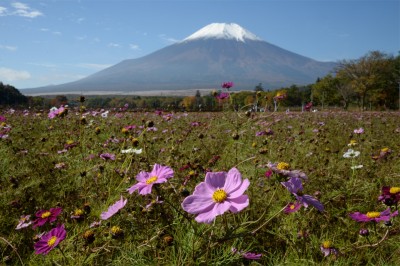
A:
<box><xmin>0</xmin><ymin>0</ymin><xmax>399</xmax><ymax>89</ymax></box>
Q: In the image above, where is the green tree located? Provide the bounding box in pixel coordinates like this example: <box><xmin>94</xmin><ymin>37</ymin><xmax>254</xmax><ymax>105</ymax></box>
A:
<box><xmin>311</xmin><ymin>75</ymin><xmax>339</xmax><ymax>109</ymax></box>
<box><xmin>254</xmin><ymin>83</ymin><xmax>264</xmax><ymax>92</ymax></box>
<box><xmin>336</xmin><ymin>51</ymin><xmax>394</xmax><ymax>110</ymax></box>
<box><xmin>0</xmin><ymin>82</ymin><xmax>28</xmax><ymax>106</ymax></box>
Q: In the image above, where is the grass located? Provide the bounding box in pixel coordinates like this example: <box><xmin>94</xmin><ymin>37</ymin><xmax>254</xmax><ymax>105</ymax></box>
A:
<box><xmin>0</xmin><ymin>106</ymin><xmax>400</xmax><ymax>265</ymax></box>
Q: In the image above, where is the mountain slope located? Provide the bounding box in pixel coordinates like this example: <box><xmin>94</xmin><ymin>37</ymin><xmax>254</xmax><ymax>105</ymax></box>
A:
<box><xmin>24</xmin><ymin>23</ymin><xmax>336</xmax><ymax>94</ymax></box>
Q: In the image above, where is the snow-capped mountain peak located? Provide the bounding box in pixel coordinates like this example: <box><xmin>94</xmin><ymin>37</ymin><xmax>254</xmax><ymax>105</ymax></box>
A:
<box><xmin>183</xmin><ymin>23</ymin><xmax>262</xmax><ymax>42</ymax></box>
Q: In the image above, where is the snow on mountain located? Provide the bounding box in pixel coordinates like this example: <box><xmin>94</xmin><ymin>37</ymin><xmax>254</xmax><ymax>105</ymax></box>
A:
<box><xmin>183</xmin><ymin>23</ymin><xmax>262</xmax><ymax>42</ymax></box>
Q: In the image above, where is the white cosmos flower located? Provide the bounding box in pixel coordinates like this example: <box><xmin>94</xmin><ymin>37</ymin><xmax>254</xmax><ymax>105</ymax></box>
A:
<box><xmin>121</xmin><ymin>148</ymin><xmax>142</xmax><ymax>154</ymax></box>
<box><xmin>101</xmin><ymin>111</ymin><xmax>109</xmax><ymax>118</ymax></box>
<box><xmin>343</xmin><ymin>149</ymin><xmax>360</xmax><ymax>158</ymax></box>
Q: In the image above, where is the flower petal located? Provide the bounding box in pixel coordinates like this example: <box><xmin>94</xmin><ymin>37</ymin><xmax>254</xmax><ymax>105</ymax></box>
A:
<box><xmin>228</xmin><ymin>178</ymin><xmax>250</xmax><ymax>199</ymax></box>
<box><xmin>127</xmin><ymin>183</ymin><xmax>145</xmax><ymax>194</ymax></box>
<box><xmin>192</xmin><ymin>181</ymin><xmax>214</xmax><ymax>197</ymax></box>
<box><xmin>299</xmin><ymin>194</ymin><xmax>324</xmax><ymax>212</ymax></box>
<box><xmin>151</xmin><ymin>164</ymin><xmax>174</xmax><ymax>179</ymax></box>
<box><xmin>228</xmin><ymin>195</ymin><xmax>249</xmax><ymax>213</ymax></box>
<box><xmin>136</xmin><ymin>171</ymin><xmax>149</xmax><ymax>182</ymax></box>
<box><xmin>138</xmin><ymin>184</ymin><xmax>153</xmax><ymax>195</ymax></box>
<box><xmin>181</xmin><ymin>195</ymin><xmax>215</xmax><ymax>214</ymax></box>
<box><xmin>223</xmin><ymin>168</ymin><xmax>243</xmax><ymax>193</ymax></box>
<box><xmin>194</xmin><ymin>202</ymin><xmax>230</xmax><ymax>224</ymax></box>
<box><xmin>281</xmin><ymin>177</ymin><xmax>303</xmax><ymax>194</ymax></box>
<box><xmin>205</xmin><ymin>172</ymin><xmax>226</xmax><ymax>189</ymax></box>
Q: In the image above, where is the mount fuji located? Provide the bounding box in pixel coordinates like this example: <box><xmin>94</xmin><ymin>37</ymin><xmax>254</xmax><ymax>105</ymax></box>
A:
<box><xmin>25</xmin><ymin>23</ymin><xmax>336</xmax><ymax>95</ymax></box>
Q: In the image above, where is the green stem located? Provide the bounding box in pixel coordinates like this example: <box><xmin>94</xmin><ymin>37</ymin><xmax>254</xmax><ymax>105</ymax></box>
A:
<box><xmin>251</xmin><ymin>205</ymin><xmax>286</xmax><ymax>234</ymax></box>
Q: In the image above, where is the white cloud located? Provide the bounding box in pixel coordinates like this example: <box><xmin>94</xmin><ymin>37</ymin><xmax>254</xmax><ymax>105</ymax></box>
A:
<box><xmin>77</xmin><ymin>63</ymin><xmax>112</xmax><ymax>70</ymax></box>
<box><xmin>108</xmin><ymin>42</ymin><xmax>121</xmax><ymax>48</ymax></box>
<box><xmin>75</xmin><ymin>35</ymin><xmax>87</xmax><ymax>41</ymax></box>
<box><xmin>0</xmin><ymin>6</ymin><xmax>7</xmax><ymax>16</ymax></box>
<box><xmin>159</xmin><ymin>34</ymin><xmax>179</xmax><ymax>44</ymax></box>
<box><xmin>11</xmin><ymin>2</ymin><xmax>43</xmax><ymax>18</ymax></box>
<box><xmin>129</xmin><ymin>44</ymin><xmax>140</xmax><ymax>50</ymax></box>
<box><xmin>27</xmin><ymin>62</ymin><xmax>57</xmax><ymax>68</ymax></box>
<box><xmin>12</xmin><ymin>2</ymin><xmax>29</xmax><ymax>10</ymax></box>
<box><xmin>0</xmin><ymin>45</ymin><xmax>17</xmax><ymax>51</ymax></box>
<box><xmin>0</xmin><ymin>67</ymin><xmax>31</xmax><ymax>81</ymax></box>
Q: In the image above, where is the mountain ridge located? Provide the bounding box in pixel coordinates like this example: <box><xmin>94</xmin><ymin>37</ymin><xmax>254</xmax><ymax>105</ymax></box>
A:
<box><xmin>23</xmin><ymin>23</ymin><xmax>336</xmax><ymax>95</ymax></box>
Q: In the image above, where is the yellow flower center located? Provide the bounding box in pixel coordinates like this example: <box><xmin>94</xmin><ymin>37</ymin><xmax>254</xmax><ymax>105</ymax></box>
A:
<box><xmin>290</xmin><ymin>204</ymin><xmax>295</xmax><ymax>210</ymax></box>
<box><xmin>322</xmin><ymin>241</ymin><xmax>332</xmax><ymax>249</ymax></box>
<box><xmin>277</xmin><ymin>162</ymin><xmax>290</xmax><ymax>170</ymax></box>
<box><xmin>146</xmin><ymin>176</ymin><xmax>158</xmax><ymax>185</ymax></box>
<box><xmin>47</xmin><ymin>236</ymin><xmax>57</xmax><ymax>247</ymax></box>
<box><xmin>212</xmin><ymin>189</ymin><xmax>228</xmax><ymax>203</ymax></box>
<box><xmin>349</xmin><ymin>140</ymin><xmax>357</xmax><ymax>146</ymax></box>
<box><xmin>121</xmin><ymin>127</ymin><xmax>128</xmax><ymax>133</ymax></box>
<box><xmin>390</xmin><ymin>187</ymin><xmax>400</xmax><ymax>194</ymax></box>
<box><xmin>111</xmin><ymin>226</ymin><xmax>122</xmax><ymax>234</ymax></box>
<box><xmin>41</xmin><ymin>211</ymin><xmax>51</xmax><ymax>219</ymax></box>
<box><xmin>381</xmin><ymin>147</ymin><xmax>389</xmax><ymax>152</ymax></box>
<box><xmin>366</xmin><ymin>212</ymin><xmax>381</xmax><ymax>218</ymax></box>
<box><xmin>83</xmin><ymin>230</ymin><xmax>94</xmax><ymax>239</ymax></box>
<box><xmin>66</xmin><ymin>140</ymin><xmax>74</xmax><ymax>145</ymax></box>
<box><xmin>74</xmin><ymin>209</ymin><xmax>84</xmax><ymax>216</ymax></box>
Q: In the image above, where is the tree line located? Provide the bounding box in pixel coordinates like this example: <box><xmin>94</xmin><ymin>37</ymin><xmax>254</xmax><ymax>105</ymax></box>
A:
<box><xmin>1</xmin><ymin>50</ymin><xmax>399</xmax><ymax>111</ymax></box>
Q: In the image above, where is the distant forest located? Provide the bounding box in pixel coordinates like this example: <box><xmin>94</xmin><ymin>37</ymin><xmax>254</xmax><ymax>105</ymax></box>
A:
<box><xmin>1</xmin><ymin>51</ymin><xmax>399</xmax><ymax>111</ymax></box>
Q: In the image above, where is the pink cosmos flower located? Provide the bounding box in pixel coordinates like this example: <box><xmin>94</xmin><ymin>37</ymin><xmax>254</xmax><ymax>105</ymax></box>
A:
<box><xmin>349</xmin><ymin>208</ymin><xmax>398</xmax><ymax>223</ymax></box>
<box><xmin>127</xmin><ymin>164</ymin><xmax>174</xmax><ymax>195</ymax></box>
<box><xmin>99</xmin><ymin>153</ymin><xmax>116</xmax><ymax>161</ymax></box>
<box><xmin>16</xmin><ymin>215</ymin><xmax>32</xmax><ymax>230</ymax></box>
<box><xmin>34</xmin><ymin>224</ymin><xmax>66</xmax><ymax>255</ymax></box>
<box><xmin>100</xmin><ymin>196</ymin><xmax>127</xmax><ymax>220</ymax></box>
<box><xmin>181</xmin><ymin>167</ymin><xmax>250</xmax><ymax>224</ymax></box>
<box><xmin>281</xmin><ymin>177</ymin><xmax>324</xmax><ymax>212</ymax></box>
<box><xmin>353</xmin><ymin>127</ymin><xmax>364</xmax><ymax>134</ymax></box>
<box><xmin>320</xmin><ymin>241</ymin><xmax>339</xmax><ymax>257</ymax></box>
<box><xmin>231</xmin><ymin>247</ymin><xmax>262</xmax><ymax>260</ymax></box>
<box><xmin>32</xmin><ymin>207</ymin><xmax>62</xmax><ymax>229</ymax></box>
<box><xmin>267</xmin><ymin>162</ymin><xmax>308</xmax><ymax>181</ymax></box>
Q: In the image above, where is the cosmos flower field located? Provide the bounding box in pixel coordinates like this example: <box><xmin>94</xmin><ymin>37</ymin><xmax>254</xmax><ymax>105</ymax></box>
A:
<box><xmin>1</xmin><ymin>105</ymin><xmax>400</xmax><ymax>265</ymax></box>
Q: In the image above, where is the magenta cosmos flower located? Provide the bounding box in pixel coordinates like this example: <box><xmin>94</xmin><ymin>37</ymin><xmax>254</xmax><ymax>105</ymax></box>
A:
<box><xmin>378</xmin><ymin>186</ymin><xmax>400</xmax><ymax>206</ymax></box>
<box><xmin>221</xmin><ymin>81</ymin><xmax>234</xmax><ymax>89</ymax></box>
<box><xmin>32</xmin><ymin>207</ymin><xmax>62</xmax><ymax>229</ymax></box>
<box><xmin>216</xmin><ymin>92</ymin><xmax>230</xmax><ymax>101</ymax></box>
<box><xmin>100</xmin><ymin>196</ymin><xmax>127</xmax><ymax>220</ymax></box>
<box><xmin>34</xmin><ymin>224</ymin><xmax>67</xmax><ymax>255</ymax></box>
<box><xmin>284</xmin><ymin>202</ymin><xmax>302</xmax><ymax>214</ymax></box>
<box><xmin>127</xmin><ymin>164</ymin><xmax>174</xmax><ymax>195</ymax></box>
<box><xmin>181</xmin><ymin>167</ymin><xmax>250</xmax><ymax>224</ymax></box>
<box><xmin>281</xmin><ymin>177</ymin><xmax>324</xmax><ymax>212</ymax></box>
<box><xmin>349</xmin><ymin>208</ymin><xmax>398</xmax><ymax>223</ymax></box>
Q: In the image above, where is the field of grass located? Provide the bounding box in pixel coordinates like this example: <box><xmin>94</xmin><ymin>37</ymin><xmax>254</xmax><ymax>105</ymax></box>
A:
<box><xmin>1</xmin><ymin>106</ymin><xmax>400</xmax><ymax>265</ymax></box>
